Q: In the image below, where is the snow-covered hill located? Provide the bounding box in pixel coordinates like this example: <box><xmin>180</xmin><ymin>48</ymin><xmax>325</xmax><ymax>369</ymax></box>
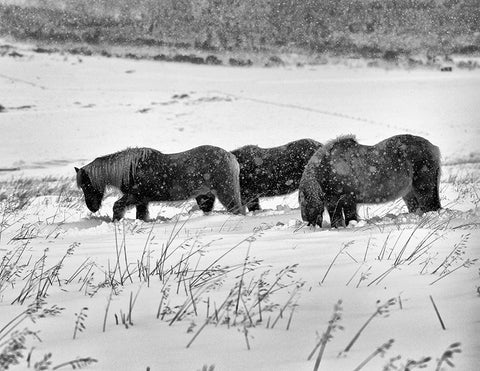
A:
<box><xmin>0</xmin><ymin>42</ymin><xmax>479</xmax><ymax>371</ymax></box>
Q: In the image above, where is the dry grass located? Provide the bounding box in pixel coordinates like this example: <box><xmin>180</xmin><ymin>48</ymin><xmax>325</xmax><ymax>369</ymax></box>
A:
<box><xmin>0</xmin><ymin>163</ymin><xmax>478</xmax><ymax>369</ymax></box>
<box><xmin>0</xmin><ymin>192</ymin><xmax>304</xmax><ymax>368</ymax></box>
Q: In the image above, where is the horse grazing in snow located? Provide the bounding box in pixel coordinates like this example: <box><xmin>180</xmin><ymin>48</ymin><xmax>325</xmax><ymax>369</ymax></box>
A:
<box><xmin>75</xmin><ymin>146</ymin><xmax>245</xmax><ymax>221</ymax></box>
<box><xmin>299</xmin><ymin>134</ymin><xmax>441</xmax><ymax>227</ymax></box>
<box><xmin>196</xmin><ymin>138</ymin><xmax>322</xmax><ymax>212</ymax></box>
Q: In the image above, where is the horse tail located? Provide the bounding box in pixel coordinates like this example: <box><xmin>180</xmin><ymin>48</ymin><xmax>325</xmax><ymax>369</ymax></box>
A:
<box><xmin>298</xmin><ymin>154</ymin><xmax>326</xmax><ymax>226</ymax></box>
<box><xmin>228</xmin><ymin>153</ymin><xmax>245</xmax><ymax>213</ymax></box>
<box><xmin>406</xmin><ymin>136</ymin><xmax>442</xmax><ymax>211</ymax></box>
<box><xmin>212</xmin><ymin>151</ymin><xmax>246</xmax><ymax>215</ymax></box>
<box><xmin>432</xmin><ymin>144</ymin><xmax>442</xmax><ymax>209</ymax></box>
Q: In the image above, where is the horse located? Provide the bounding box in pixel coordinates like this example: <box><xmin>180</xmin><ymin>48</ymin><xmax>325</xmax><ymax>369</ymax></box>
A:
<box><xmin>196</xmin><ymin>139</ymin><xmax>322</xmax><ymax>212</ymax></box>
<box><xmin>299</xmin><ymin>134</ymin><xmax>441</xmax><ymax>227</ymax></box>
<box><xmin>75</xmin><ymin>146</ymin><xmax>245</xmax><ymax>221</ymax></box>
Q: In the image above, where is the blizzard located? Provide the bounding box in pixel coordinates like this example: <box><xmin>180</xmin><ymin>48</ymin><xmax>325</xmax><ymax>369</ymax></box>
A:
<box><xmin>0</xmin><ymin>43</ymin><xmax>479</xmax><ymax>371</ymax></box>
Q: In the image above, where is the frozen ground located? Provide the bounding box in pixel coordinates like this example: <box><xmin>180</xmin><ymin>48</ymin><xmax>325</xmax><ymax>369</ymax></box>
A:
<box><xmin>1</xmin><ymin>43</ymin><xmax>479</xmax><ymax>171</ymax></box>
<box><xmin>0</xmin><ymin>42</ymin><xmax>479</xmax><ymax>371</ymax></box>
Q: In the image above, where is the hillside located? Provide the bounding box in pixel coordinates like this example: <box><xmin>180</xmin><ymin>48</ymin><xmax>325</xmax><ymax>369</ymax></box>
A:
<box><xmin>1</xmin><ymin>0</ymin><xmax>479</xmax><ymax>66</ymax></box>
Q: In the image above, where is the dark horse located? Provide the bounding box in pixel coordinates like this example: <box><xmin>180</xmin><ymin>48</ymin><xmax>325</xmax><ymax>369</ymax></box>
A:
<box><xmin>75</xmin><ymin>146</ymin><xmax>245</xmax><ymax>221</ymax></box>
<box><xmin>299</xmin><ymin>134</ymin><xmax>441</xmax><ymax>227</ymax></box>
<box><xmin>196</xmin><ymin>139</ymin><xmax>322</xmax><ymax>212</ymax></box>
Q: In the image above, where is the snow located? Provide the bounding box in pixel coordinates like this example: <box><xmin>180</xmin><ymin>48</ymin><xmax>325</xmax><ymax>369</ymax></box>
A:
<box><xmin>0</xmin><ymin>42</ymin><xmax>479</xmax><ymax>371</ymax></box>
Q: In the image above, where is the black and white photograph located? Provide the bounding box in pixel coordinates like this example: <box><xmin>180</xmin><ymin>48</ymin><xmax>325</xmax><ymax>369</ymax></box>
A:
<box><xmin>0</xmin><ymin>1</ymin><xmax>479</xmax><ymax>370</ymax></box>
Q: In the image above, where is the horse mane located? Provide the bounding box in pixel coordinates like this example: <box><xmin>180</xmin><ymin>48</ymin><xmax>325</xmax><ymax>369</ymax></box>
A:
<box><xmin>81</xmin><ymin>147</ymin><xmax>156</xmax><ymax>192</ymax></box>
<box><xmin>319</xmin><ymin>134</ymin><xmax>358</xmax><ymax>156</ymax></box>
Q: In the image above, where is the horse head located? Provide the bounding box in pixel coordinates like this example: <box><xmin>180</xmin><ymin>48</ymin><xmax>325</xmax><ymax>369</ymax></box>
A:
<box><xmin>299</xmin><ymin>187</ymin><xmax>324</xmax><ymax>227</ymax></box>
<box><xmin>75</xmin><ymin>167</ymin><xmax>104</xmax><ymax>212</ymax></box>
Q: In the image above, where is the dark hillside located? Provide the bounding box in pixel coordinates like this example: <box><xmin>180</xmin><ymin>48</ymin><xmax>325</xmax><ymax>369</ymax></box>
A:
<box><xmin>1</xmin><ymin>0</ymin><xmax>479</xmax><ymax>61</ymax></box>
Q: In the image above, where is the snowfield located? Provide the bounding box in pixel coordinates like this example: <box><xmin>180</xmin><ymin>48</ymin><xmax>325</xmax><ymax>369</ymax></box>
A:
<box><xmin>0</xmin><ymin>42</ymin><xmax>479</xmax><ymax>371</ymax></box>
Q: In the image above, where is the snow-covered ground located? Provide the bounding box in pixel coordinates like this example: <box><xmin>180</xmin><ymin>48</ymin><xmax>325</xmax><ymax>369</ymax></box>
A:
<box><xmin>0</xmin><ymin>43</ymin><xmax>479</xmax><ymax>371</ymax></box>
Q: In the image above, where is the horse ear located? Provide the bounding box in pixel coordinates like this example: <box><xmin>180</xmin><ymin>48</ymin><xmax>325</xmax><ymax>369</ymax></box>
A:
<box><xmin>74</xmin><ymin>167</ymin><xmax>80</xmax><ymax>173</ymax></box>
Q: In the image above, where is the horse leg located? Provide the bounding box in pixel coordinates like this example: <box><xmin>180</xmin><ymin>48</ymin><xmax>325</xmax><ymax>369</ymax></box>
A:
<box><xmin>215</xmin><ymin>185</ymin><xmax>245</xmax><ymax>215</ymax></box>
<box><xmin>343</xmin><ymin>194</ymin><xmax>358</xmax><ymax>226</ymax></box>
<box><xmin>246</xmin><ymin>197</ymin><xmax>261</xmax><ymax>212</ymax></box>
<box><xmin>412</xmin><ymin>165</ymin><xmax>442</xmax><ymax>212</ymax></box>
<box><xmin>135</xmin><ymin>202</ymin><xmax>150</xmax><ymax>221</ymax></box>
<box><xmin>410</xmin><ymin>187</ymin><xmax>440</xmax><ymax>213</ymax></box>
<box><xmin>113</xmin><ymin>194</ymin><xmax>137</xmax><ymax>221</ymax></box>
<box><xmin>403</xmin><ymin>191</ymin><xmax>420</xmax><ymax>213</ymax></box>
<box><xmin>420</xmin><ymin>169</ymin><xmax>442</xmax><ymax>212</ymax></box>
<box><xmin>195</xmin><ymin>193</ymin><xmax>216</xmax><ymax>213</ymax></box>
<box><xmin>327</xmin><ymin>198</ymin><xmax>345</xmax><ymax>228</ymax></box>
<box><xmin>417</xmin><ymin>191</ymin><xmax>441</xmax><ymax>213</ymax></box>
<box><xmin>307</xmin><ymin>208</ymin><xmax>323</xmax><ymax>227</ymax></box>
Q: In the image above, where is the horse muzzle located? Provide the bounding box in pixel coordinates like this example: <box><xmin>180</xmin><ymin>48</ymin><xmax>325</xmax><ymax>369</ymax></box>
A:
<box><xmin>85</xmin><ymin>198</ymin><xmax>102</xmax><ymax>213</ymax></box>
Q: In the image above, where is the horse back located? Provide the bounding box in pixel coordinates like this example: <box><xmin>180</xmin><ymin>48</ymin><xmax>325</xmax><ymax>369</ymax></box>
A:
<box><xmin>386</xmin><ymin>135</ymin><xmax>441</xmax><ymax>172</ymax></box>
<box><xmin>167</xmin><ymin>145</ymin><xmax>239</xmax><ymax>200</ymax></box>
<box><xmin>321</xmin><ymin>137</ymin><xmax>412</xmax><ymax>203</ymax></box>
<box><xmin>321</xmin><ymin>134</ymin><xmax>440</xmax><ymax>203</ymax></box>
<box><xmin>232</xmin><ymin>139</ymin><xmax>321</xmax><ymax>197</ymax></box>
